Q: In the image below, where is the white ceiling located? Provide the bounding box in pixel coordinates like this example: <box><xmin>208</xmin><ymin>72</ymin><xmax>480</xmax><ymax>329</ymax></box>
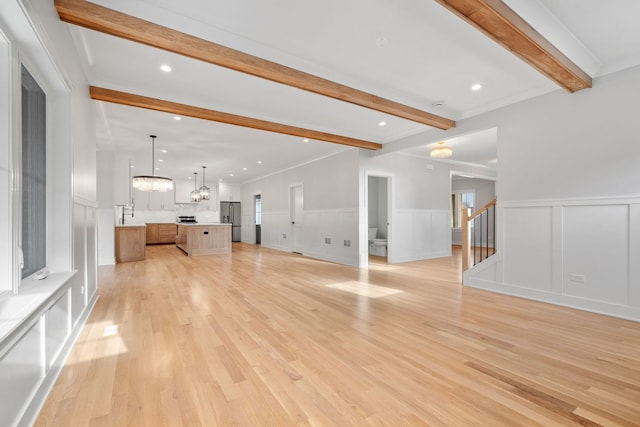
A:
<box><xmin>70</xmin><ymin>0</ymin><xmax>640</xmax><ymax>184</ymax></box>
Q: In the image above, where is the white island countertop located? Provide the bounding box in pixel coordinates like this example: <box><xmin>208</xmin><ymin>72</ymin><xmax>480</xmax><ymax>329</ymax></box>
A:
<box><xmin>177</xmin><ymin>222</ymin><xmax>231</xmax><ymax>226</ymax></box>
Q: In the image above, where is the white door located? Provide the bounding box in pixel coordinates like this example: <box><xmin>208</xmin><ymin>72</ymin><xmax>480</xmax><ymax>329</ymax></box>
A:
<box><xmin>290</xmin><ymin>184</ymin><xmax>303</xmax><ymax>253</ymax></box>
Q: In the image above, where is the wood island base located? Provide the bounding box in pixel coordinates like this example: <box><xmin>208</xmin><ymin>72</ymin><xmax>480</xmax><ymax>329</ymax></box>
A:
<box><xmin>176</xmin><ymin>223</ymin><xmax>232</xmax><ymax>256</ymax></box>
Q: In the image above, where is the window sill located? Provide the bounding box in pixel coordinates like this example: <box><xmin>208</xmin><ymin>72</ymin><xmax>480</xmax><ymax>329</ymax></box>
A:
<box><xmin>0</xmin><ymin>271</ymin><xmax>76</xmax><ymax>345</ymax></box>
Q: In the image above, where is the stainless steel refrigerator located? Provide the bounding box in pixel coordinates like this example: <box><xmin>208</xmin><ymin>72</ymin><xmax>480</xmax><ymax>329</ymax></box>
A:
<box><xmin>220</xmin><ymin>201</ymin><xmax>241</xmax><ymax>242</ymax></box>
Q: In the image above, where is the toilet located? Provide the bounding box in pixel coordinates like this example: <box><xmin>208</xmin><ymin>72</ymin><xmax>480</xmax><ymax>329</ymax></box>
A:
<box><xmin>368</xmin><ymin>228</ymin><xmax>388</xmax><ymax>256</ymax></box>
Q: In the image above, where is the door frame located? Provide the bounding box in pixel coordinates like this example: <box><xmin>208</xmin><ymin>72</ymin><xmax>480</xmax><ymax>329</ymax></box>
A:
<box><xmin>289</xmin><ymin>183</ymin><xmax>303</xmax><ymax>253</ymax></box>
<box><xmin>252</xmin><ymin>192</ymin><xmax>261</xmax><ymax>245</ymax></box>
<box><xmin>364</xmin><ymin>172</ymin><xmax>393</xmax><ymax>266</ymax></box>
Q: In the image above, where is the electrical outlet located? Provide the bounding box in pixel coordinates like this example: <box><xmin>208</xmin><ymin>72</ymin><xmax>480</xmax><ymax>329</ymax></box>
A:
<box><xmin>570</xmin><ymin>273</ymin><xmax>585</xmax><ymax>283</ymax></box>
<box><xmin>325</xmin><ymin>237</ymin><xmax>332</xmax><ymax>244</ymax></box>
<box><xmin>344</xmin><ymin>240</ymin><xmax>351</xmax><ymax>247</ymax></box>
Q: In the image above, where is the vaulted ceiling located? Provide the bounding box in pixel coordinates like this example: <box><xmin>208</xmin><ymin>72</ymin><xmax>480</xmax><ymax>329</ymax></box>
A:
<box><xmin>57</xmin><ymin>0</ymin><xmax>640</xmax><ymax>183</ymax></box>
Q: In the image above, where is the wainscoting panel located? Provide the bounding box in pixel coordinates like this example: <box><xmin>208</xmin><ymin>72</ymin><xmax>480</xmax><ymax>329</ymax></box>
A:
<box><xmin>563</xmin><ymin>205</ymin><xmax>629</xmax><ymax>305</ymax></box>
<box><xmin>303</xmin><ymin>209</ymin><xmax>359</xmax><ymax>266</ymax></box>
<box><xmin>260</xmin><ymin>211</ymin><xmax>290</xmax><ymax>252</ymax></box>
<box><xmin>503</xmin><ymin>207</ymin><xmax>553</xmax><ymax>292</ymax></box>
<box><xmin>466</xmin><ymin>198</ymin><xmax>640</xmax><ymax>321</ymax></box>
<box><xmin>393</xmin><ymin>209</ymin><xmax>450</xmax><ymax>263</ymax></box>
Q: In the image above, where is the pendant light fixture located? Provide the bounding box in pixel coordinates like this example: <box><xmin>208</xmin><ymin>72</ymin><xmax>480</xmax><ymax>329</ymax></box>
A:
<box><xmin>199</xmin><ymin>165</ymin><xmax>210</xmax><ymax>200</ymax></box>
<box><xmin>430</xmin><ymin>140</ymin><xmax>453</xmax><ymax>158</ymax></box>
<box><xmin>132</xmin><ymin>135</ymin><xmax>174</xmax><ymax>192</ymax></box>
<box><xmin>190</xmin><ymin>172</ymin><xmax>202</xmax><ymax>202</ymax></box>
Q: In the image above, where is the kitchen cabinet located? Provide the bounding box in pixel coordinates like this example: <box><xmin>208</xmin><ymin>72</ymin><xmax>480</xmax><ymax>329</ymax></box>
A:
<box><xmin>158</xmin><ymin>223</ymin><xmax>177</xmax><ymax>243</ymax></box>
<box><xmin>176</xmin><ymin>223</ymin><xmax>231</xmax><ymax>256</ymax></box>
<box><xmin>174</xmin><ymin>179</ymin><xmax>198</xmax><ymax>205</ymax></box>
<box><xmin>146</xmin><ymin>223</ymin><xmax>177</xmax><ymax>244</ymax></box>
<box><xmin>134</xmin><ymin>189</ymin><xmax>175</xmax><ymax>210</ymax></box>
<box><xmin>115</xmin><ymin>225</ymin><xmax>146</xmax><ymax>263</ymax></box>
<box><xmin>218</xmin><ymin>182</ymin><xmax>241</xmax><ymax>202</ymax></box>
<box><xmin>146</xmin><ymin>223</ymin><xmax>159</xmax><ymax>244</ymax></box>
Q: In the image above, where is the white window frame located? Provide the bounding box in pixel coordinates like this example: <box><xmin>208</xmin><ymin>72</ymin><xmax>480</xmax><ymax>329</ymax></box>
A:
<box><xmin>0</xmin><ymin>9</ymin><xmax>71</xmax><ymax>298</ymax></box>
<box><xmin>451</xmin><ymin>189</ymin><xmax>475</xmax><ymax>229</ymax></box>
<box><xmin>19</xmin><ymin>61</ymin><xmax>49</xmax><ymax>284</ymax></box>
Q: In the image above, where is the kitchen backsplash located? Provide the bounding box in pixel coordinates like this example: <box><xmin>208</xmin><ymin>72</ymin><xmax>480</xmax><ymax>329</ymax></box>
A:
<box><xmin>124</xmin><ymin>207</ymin><xmax>220</xmax><ymax>224</ymax></box>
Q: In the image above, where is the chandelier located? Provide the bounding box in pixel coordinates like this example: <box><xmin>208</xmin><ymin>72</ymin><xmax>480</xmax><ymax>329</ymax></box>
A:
<box><xmin>190</xmin><ymin>172</ymin><xmax>202</xmax><ymax>202</ymax></box>
<box><xmin>430</xmin><ymin>141</ymin><xmax>453</xmax><ymax>158</ymax></box>
<box><xmin>132</xmin><ymin>135</ymin><xmax>174</xmax><ymax>192</ymax></box>
<box><xmin>199</xmin><ymin>166</ymin><xmax>210</xmax><ymax>200</ymax></box>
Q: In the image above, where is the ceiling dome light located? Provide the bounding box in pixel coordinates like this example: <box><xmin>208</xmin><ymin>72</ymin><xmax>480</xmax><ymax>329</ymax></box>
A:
<box><xmin>132</xmin><ymin>135</ymin><xmax>174</xmax><ymax>192</ymax></box>
<box><xmin>430</xmin><ymin>141</ymin><xmax>453</xmax><ymax>159</ymax></box>
<box><xmin>199</xmin><ymin>166</ymin><xmax>210</xmax><ymax>200</ymax></box>
<box><xmin>471</xmin><ymin>83</ymin><xmax>482</xmax><ymax>91</ymax></box>
<box><xmin>160</xmin><ymin>64</ymin><xmax>172</xmax><ymax>72</ymax></box>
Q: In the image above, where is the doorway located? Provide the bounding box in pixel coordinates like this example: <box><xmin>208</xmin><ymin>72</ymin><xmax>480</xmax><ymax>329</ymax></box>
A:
<box><xmin>367</xmin><ymin>175</ymin><xmax>390</xmax><ymax>263</ymax></box>
<box><xmin>254</xmin><ymin>194</ymin><xmax>261</xmax><ymax>245</ymax></box>
<box><xmin>290</xmin><ymin>184</ymin><xmax>303</xmax><ymax>253</ymax></box>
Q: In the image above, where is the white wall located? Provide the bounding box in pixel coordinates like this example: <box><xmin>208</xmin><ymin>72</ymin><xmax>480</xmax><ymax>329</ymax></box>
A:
<box><xmin>360</xmin><ymin>152</ymin><xmax>453</xmax><ymax>265</ymax></box>
<box><xmin>242</xmin><ymin>149</ymin><xmax>360</xmax><ymax>266</ymax></box>
<box><xmin>463</xmin><ymin>65</ymin><xmax>640</xmax><ymax>321</ymax></box>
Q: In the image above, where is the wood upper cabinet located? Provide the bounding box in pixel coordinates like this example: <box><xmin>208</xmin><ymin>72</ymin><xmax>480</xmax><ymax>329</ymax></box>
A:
<box><xmin>146</xmin><ymin>223</ymin><xmax>177</xmax><ymax>244</ymax></box>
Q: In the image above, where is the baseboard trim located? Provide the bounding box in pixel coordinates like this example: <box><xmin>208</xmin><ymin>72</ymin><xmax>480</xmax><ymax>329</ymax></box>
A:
<box><xmin>466</xmin><ymin>278</ymin><xmax>640</xmax><ymax>322</ymax></box>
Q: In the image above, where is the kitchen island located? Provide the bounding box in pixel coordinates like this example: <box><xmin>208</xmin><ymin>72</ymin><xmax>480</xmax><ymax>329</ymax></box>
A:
<box><xmin>176</xmin><ymin>223</ymin><xmax>232</xmax><ymax>256</ymax></box>
<box><xmin>115</xmin><ymin>224</ymin><xmax>146</xmax><ymax>263</ymax></box>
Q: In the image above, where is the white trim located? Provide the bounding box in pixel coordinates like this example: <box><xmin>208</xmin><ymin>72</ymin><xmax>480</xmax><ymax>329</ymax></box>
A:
<box><xmin>363</xmin><ymin>172</ymin><xmax>393</xmax><ymax>267</ymax></box>
<box><xmin>466</xmin><ymin>198</ymin><xmax>640</xmax><ymax>321</ymax></box>
<box><xmin>17</xmin><ymin>292</ymin><xmax>98</xmax><ymax>427</ymax></box>
<box><xmin>500</xmin><ymin>195</ymin><xmax>640</xmax><ymax>208</ymax></box>
<box><xmin>466</xmin><ymin>278</ymin><xmax>640</xmax><ymax>322</ymax></box>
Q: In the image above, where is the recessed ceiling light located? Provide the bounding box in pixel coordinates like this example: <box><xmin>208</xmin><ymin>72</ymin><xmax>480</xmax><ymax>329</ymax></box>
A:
<box><xmin>303</xmin><ymin>138</ymin><xmax>309</xmax><ymax>142</ymax></box>
<box><xmin>471</xmin><ymin>83</ymin><xmax>482</xmax><ymax>91</ymax></box>
<box><xmin>229</xmin><ymin>173</ymin><xmax>234</xmax><ymax>177</ymax></box>
<box><xmin>161</xmin><ymin>149</ymin><xmax>167</xmax><ymax>153</ymax></box>
<box><xmin>242</xmin><ymin>167</ymin><xmax>247</xmax><ymax>171</ymax></box>
<box><xmin>188</xmin><ymin>176</ymin><xmax>192</xmax><ymax>180</ymax></box>
<box><xmin>219</xmin><ymin>178</ymin><xmax>223</xmax><ymax>182</ymax></box>
<box><xmin>160</xmin><ymin>64</ymin><xmax>172</xmax><ymax>72</ymax></box>
<box><xmin>130</xmin><ymin>165</ymin><xmax>134</xmax><ymax>168</ymax></box>
<box><xmin>173</xmin><ymin>116</ymin><xmax>181</xmax><ymax>121</ymax></box>
<box><xmin>257</xmin><ymin>160</ymin><xmax>263</xmax><ymax>164</ymax></box>
<box><xmin>432</xmin><ymin>100</ymin><xmax>445</xmax><ymax>108</ymax></box>
<box><xmin>155</xmin><ymin>167</ymin><xmax>160</xmax><ymax>170</ymax></box>
<box><xmin>158</xmin><ymin>159</ymin><xmax>163</xmax><ymax>162</ymax></box>
<box><xmin>378</xmin><ymin>121</ymin><xmax>386</xmax><ymax>127</ymax></box>
<box><xmin>376</xmin><ymin>36</ymin><xmax>389</xmax><ymax>48</ymax></box>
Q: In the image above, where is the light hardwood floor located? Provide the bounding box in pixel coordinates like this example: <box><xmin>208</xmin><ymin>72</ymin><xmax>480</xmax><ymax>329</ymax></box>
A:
<box><xmin>36</xmin><ymin>244</ymin><xmax>640</xmax><ymax>426</ymax></box>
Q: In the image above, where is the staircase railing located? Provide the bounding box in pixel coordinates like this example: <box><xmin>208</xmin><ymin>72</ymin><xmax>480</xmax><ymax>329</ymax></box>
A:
<box><xmin>462</xmin><ymin>198</ymin><xmax>496</xmax><ymax>271</ymax></box>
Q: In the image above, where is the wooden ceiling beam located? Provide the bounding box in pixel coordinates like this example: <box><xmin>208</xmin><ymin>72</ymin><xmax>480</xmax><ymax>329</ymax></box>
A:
<box><xmin>435</xmin><ymin>0</ymin><xmax>592</xmax><ymax>92</ymax></box>
<box><xmin>55</xmin><ymin>0</ymin><xmax>455</xmax><ymax>130</ymax></box>
<box><xmin>89</xmin><ymin>86</ymin><xmax>383</xmax><ymax>151</ymax></box>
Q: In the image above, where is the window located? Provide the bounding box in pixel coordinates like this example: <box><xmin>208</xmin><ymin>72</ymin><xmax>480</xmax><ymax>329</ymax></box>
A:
<box><xmin>20</xmin><ymin>65</ymin><xmax>47</xmax><ymax>279</ymax></box>
<box><xmin>451</xmin><ymin>190</ymin><xmax>474</xmax><ymax>228</ymax></box>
